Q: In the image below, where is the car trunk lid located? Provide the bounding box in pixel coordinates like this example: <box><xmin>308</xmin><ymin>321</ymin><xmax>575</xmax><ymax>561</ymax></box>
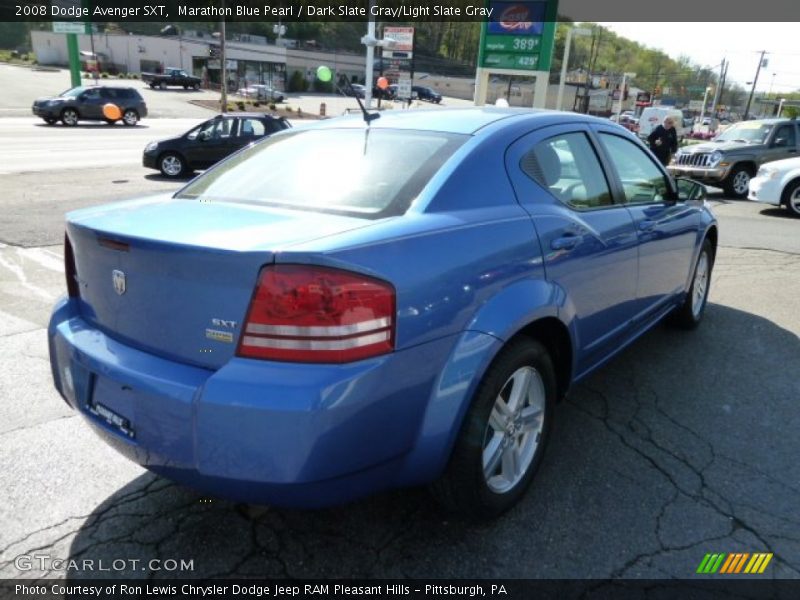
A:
<box><xmin>66</xmin><ymin>195</ymin><xmax>371</xmax><ymax>369</ymax></box>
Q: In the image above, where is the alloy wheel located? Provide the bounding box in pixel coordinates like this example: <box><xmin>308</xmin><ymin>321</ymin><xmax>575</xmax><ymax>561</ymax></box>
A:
<box><xmin>788</xmin><ymin>186</ymin><xmax>800</xmax><ymax>216</ymax></box>
<box><xmin>482</xmin><ymin>366</ymin><xmax>546</xmax><ymax>494</ymax></box>
<box><xmin>732</xmin><ymin>171</ymin><xmax>750</xmax><ymax>196</ymax></box>
<box><xmin>160</xmin><ymin>155</ymin><xmax>183</xmax><ymax>177</ymax></box>
<box><xmin>122</xmin><ymin>110</ymin><xmax>138</xmax><ymax>126</ymax></box>
<box><xmin>692</xmin><ymin>251</ymin><xmax>710</xmax><ymax>318</ymax></box>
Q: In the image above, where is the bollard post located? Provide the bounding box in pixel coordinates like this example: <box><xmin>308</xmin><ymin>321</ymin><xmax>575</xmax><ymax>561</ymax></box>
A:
<box><xmin>320</xmin><ymin>102</ymin><xmax>327</xmax><ymax>117</ymax></box>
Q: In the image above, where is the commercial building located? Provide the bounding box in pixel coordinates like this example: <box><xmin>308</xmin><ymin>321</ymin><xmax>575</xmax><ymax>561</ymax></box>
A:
<box><xmin>30</xmin><ymin>30</ymin><xmax>365</xmax><ymax>92</ymax></box>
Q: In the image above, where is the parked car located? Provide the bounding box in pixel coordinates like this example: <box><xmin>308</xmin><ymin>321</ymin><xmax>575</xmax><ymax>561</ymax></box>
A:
<box><xmin>143</xmin><ymin>113</ymin><xmax>290</xmax><ymax>177</ymax></box>
<box><xmin>669</xmin><ymin>118</ymin><xmax>799</xmax><ymax>198</ymax></box>
<box><xmin>32</xmin><ymin>86</ymin><xmax>147</xmax><ymax>126</ymax></box>
<box><xmin>412</xmin><ymin>85</ymin><xmax>442</xmax><ymax>103</ymax></box>
<box><xmin>748</xmin><ymin>156</ymin><xmax>800</xmax><ymax>217</ymax></box>
<box><xmin>142</xmin><ymin>68</ymin><xmax>202</xmax><ymax>90</ymax></box>
<box><xmin>638</xmin><ymin>107</ymin><xmax>687</xmax><ymax>142</ymax></box>
<box><xmin>346</xmin><ymin>83</ymin><xmax>366</xmax><ymax>99</ymax></box>
<box><xmin>236</xmin><ymin>85</ymin><xmax>284</xmax><ymax>103</ymax></box>
<box><xmin>49</xmin><ymin>109</ymin><xmax>716</xmax><ymax>518</ymax></box>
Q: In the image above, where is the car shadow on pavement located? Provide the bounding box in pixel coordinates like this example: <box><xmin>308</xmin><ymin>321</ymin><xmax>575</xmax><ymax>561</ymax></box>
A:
<box><xmin>33</xmin><ymin>123</ymin><xmax>150</xmax><ymax>129</ymax></box>
<box><xmin>144</xmin><ymin>173</ymin><xmax>196</xmax><ymax>183</ymax></box>
<box><xmin>759</xmin><ymin>207</ymin><xmax>795</xmax><ymax>219</ymax></box>
<box><xmin>64</xmin><ymin>303</ymin><xmax>800</xmax><ymax>579</ymax></box>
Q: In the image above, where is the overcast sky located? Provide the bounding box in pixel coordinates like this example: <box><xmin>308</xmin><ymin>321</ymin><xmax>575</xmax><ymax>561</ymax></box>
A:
<box><xmin>596</xmin><ymin>23</ymin><xmax>800</xmax><ymax>96</ymax></box>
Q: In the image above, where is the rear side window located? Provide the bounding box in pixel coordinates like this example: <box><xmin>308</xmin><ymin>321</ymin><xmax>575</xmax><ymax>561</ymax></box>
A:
<box><xmin>176</xmin><ymin>128</ymin><xmax>467</xmax><ymax>218</ymax></box>
<box><xmin>520</xmin><ymin>132</ymin><xmax>613</xmax><ymax>210</ymax></box>
<box><xmin>101</xmin><ymin>88</ymin><xmax>136</xmax><ymax>100</ymax></box>
<box><xmin>238</xmin><ymin>118</ymin><xmax>266</xmax><ymax>137</ymax></box>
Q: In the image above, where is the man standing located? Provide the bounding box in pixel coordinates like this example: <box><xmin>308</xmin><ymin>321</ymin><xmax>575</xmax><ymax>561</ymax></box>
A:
<box><xmin>648</xmin><ymin>116</ymin><xmax>679</xmax><ymax>166</ymax></box>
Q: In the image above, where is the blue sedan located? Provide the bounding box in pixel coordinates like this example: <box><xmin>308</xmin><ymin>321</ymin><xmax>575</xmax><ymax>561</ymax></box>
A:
<box><xmin>48</xmin><ymin>108</ymin><xmax>717</xmax><ymax>518</ymax></box>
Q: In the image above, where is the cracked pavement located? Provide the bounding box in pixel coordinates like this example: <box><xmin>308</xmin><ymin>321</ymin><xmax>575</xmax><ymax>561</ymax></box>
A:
<box><xmin>0</xmin><ymin>104</ymin><xmax>799</xmax><ymax>581</ymax></box>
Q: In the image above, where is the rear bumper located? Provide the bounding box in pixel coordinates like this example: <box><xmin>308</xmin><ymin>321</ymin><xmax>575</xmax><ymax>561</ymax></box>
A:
<box><xmin>48</xmin><ymin>297</ymin><xmax>476</xmax><ymax>507</ymax></box>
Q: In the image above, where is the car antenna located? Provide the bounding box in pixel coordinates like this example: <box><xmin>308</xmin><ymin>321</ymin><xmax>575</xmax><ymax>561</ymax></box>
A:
<box><xmin>316</xmin><ymin>65</ymin><xmax>379</xmax><ymax>126</ymax></box>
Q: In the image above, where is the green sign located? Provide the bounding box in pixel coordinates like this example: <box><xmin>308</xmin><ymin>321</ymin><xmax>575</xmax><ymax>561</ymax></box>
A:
<box><xmin>483</xmin><ymin>53</ymin><xmax>539</xmax><ymax>70</ymax></box>
<box><xmin>478</xmin><ymin>0</ymin><xmax>558</xmax><ymax>72</ymax></box>
<box><xmin>52</xmin><ymin>21</ymin><xmax>89</xmax><ymax>34</ymax></box>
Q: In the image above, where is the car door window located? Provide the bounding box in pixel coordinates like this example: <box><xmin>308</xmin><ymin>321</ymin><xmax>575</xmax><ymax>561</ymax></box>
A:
<box><xmin>214</xmin><ymin>118</ymin><xmax>235</xmax><ymax>139</ymax></box>
<box><xmin>82</xmin><ymin>88</ymin><xmax>100</xmax><ymax>101</ymax></box>
<box><xmin>599</xmin><ymin>133</ymin><xmax>670</xmax><ymax>204</ymax></box>
<box><xmin>520</xmin><ymin>132</ymin><xmax>613</xmax><ymax>210</ymax></box>
<box><xmin>772</xmin><ymin>125</ymin><xmax>796</xmax><ymax>148</ymax></box>
<box><xmin>237</xmin><ymin>118</ymin><xmax>266</xmax><ymax>138</ymax></box>
<box><xmin>264</xmin><ymin>119</ymin><xmax>288</xmax><ymax>134</ymax></box>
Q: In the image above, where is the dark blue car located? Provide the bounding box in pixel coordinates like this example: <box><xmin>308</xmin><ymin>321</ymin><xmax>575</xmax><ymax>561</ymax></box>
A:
<box><xmin>48</xmin><ymin>108</ymin><xmax>717</xmax><ymax>518</ymax></box>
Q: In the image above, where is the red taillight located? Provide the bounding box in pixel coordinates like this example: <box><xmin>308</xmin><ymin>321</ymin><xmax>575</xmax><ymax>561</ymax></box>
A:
<box><xmin>237</xmin><ymin>265</ymin><xmax>396</xmax><ymax>363</ymax></box>
<box><xmin>64</xmin><ymin>233</ymin><xmax>79</xmax><ymax>298</ymax></box>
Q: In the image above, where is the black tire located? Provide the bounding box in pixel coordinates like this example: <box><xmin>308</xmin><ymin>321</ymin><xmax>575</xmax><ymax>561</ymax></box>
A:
<box><xmin>158</xmin><ymin>152</ymin><xmax>186</xmax><ymax>178</ymax></box>
<box><xmin>159</xmin><ymin>81</ymin><xmax>167</xmax><ymax>91</ymax></box>
<box><xmin>60</xmin><ymin>108</ymin><xmax>79</xmax><ymax>126</ymax></box>
<box><xmin>43</xmin><ymin>118</ymin><xmax>57</xmax><ymax>125</ymax></box>
<box><xmin>722</xmin><ymin>165</ymin><xmax>752</xmax><ymax>199</ymax></box>
<box><xmin>781</xmin><ymin>180</ymin><xmax>800</xmax><ymax>217</ymax></box>
<box><xmin>668</xmin><ymin>238</ymin><xmax>714</xmax><ymax>329</ymax></box>
<box><xmin>149</xmin><ymin>83</ymin><xmax>157</xmax><ymax>90</ymax></box>
<box><xmin>430</xmin><ymin>336</ymin><xmax>555</xmax><ymax>519</ymax></box>
<box><xmin>121</xmin><ymin>109</ymin><xmax>139</xmax><ymax>126</ymax></box>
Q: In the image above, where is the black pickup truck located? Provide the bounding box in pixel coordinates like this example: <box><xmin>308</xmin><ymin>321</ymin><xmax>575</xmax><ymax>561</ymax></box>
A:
<box><xmin>142</xmin><ymin>68</ymin><xmax>202</xmax><ymax>90</ymax></box>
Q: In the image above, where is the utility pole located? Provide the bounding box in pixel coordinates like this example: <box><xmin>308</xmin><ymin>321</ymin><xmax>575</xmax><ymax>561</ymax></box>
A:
<box><xmin>710</xmin><ymin>58</ymin><xmax>725</xmax><ymax>117</ymax></box>
<box><xmin>743</xmin><ymin>50</ymin><xmax>767</xmax><ymax>120</ymax></box>
<box><xmin>220</xmin><ymin>1</ymin><xmax>227</xmax><ymax>113</ymax></box>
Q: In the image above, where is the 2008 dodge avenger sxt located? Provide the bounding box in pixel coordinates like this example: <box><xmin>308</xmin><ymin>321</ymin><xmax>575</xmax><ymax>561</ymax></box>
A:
<box><xmin>48</xmin><ymin>108</ymin><xmax>717</xmax><ymax>518</ymax></box>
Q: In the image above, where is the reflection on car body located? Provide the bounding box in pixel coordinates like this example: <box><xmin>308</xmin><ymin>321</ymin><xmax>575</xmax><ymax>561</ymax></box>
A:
<box><xmin>50</xmin><ymin>109</ymin><xmax>717</xmax><ymax>518</ymax></box>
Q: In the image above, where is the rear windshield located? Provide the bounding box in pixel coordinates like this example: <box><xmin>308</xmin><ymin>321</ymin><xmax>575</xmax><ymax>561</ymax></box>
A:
<box><xmin>176</xmin><ymin>128</ymin><xmax>467</xmax><ymax>218</ymax></box>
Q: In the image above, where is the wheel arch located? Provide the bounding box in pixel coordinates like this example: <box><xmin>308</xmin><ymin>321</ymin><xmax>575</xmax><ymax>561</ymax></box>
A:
<box><xmin>779</xmin><ymin>176</ymin><xmax>800</xmax><ymax>207</ymax></box>
<box><xmin>704</xmin><ymin>224</ymin><xmax>718</xmax><ymax>260</ymax></box>
<box><xmin>401</xmin><ymin>310</ymin><xmax>574</xmax><ymax>486</ymax></box>
<box><xmin>732</xmin><ymin>160</ymin><xmax>758</xmax><ymax>176</ymax></box>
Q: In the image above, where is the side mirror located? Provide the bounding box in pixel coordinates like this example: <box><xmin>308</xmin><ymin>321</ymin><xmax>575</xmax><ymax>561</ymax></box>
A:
<box><xmin>675</xmin><ymin>177</ymin><xmax>707</xmax><ymax>202</ymax></box>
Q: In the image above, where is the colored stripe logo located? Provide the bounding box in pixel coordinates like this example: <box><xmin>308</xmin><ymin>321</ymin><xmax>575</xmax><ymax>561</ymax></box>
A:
<box><xmin>697</xmin><ymin>553</ymin><xmax>773</xmax><ymax>574</ymax></box>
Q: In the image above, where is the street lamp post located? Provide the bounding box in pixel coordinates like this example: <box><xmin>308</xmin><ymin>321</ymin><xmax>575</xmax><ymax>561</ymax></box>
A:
<box><xmin>556</xmin><ymin>27</ymin><xmax>591</xmax><ymax>111</ymax></box>
<box><xmin>778</xmin><ymin>98</ymin><xmax>786</xmax><ymax>118</ymax></box>
<box><xmin>699</xmin><ymin>86</ymin><xmax>712</xmax><ymax>124</ymax></box>
<box><xmin>615</xmin><ymin>71</ymin><xmax>636</xmax><ymax>117</ymax></box>
<box><xmin>743</xmin><ymin>50</ymin><xmax>767</xmax><ymax>120</ymax></box>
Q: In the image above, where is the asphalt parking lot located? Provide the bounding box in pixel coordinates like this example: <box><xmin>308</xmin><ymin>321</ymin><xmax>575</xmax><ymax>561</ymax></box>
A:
<box><xmin>0</xmin><ymin>64</ymin><xmax>798</xmax><ymax>583</ymax></box>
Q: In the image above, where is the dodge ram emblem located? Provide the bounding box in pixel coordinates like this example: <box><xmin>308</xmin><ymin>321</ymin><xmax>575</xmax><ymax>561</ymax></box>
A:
<box><xmin>112</xmin><ymin>270</ymin><xmax>126</xmax><ymax>295</ymax></box>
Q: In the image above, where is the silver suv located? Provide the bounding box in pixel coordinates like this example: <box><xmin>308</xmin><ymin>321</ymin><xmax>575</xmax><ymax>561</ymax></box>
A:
<box><xmin>668</xmin><ymin>118</ymin><xmax>799</xmax><ymax>198</ymax></box>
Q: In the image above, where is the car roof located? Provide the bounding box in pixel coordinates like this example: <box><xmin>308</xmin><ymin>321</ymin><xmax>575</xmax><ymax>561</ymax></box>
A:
<box><xmin>311</xmin><ymin>107</ymin><xmax>607</xmax><ymax>135</ymax></box>
<box><xmin>213</xmin><ymin>112</ymin><xmax>285</xmax><ymax>119</ymax></box>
